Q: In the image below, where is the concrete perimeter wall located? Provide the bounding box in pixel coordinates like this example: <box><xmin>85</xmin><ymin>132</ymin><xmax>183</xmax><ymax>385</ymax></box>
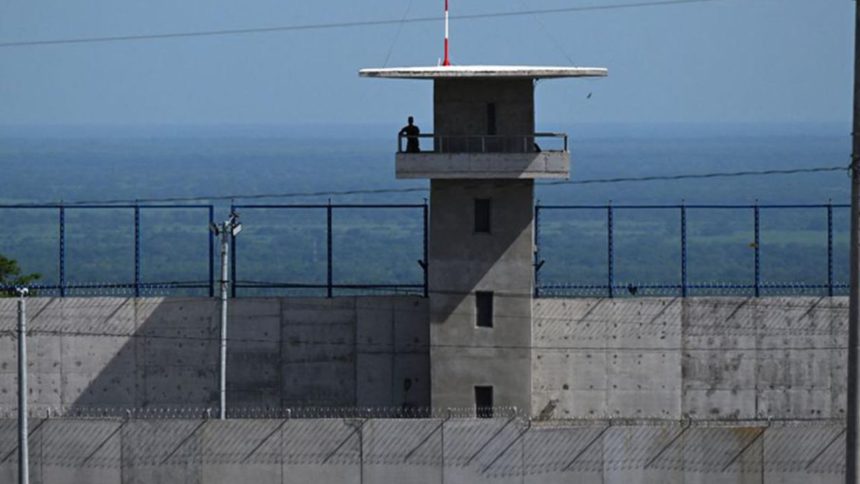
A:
<box><xmin>0</xmin><ymin>297</ymin><xmax>430</xmax><ymax>413</ymax></box>
<box><xmin>0</xmin><ymin>417</ymin><xmax>845</xmax><ymax>484</ymax></box>
<box><xmin>0</xmin><ymin>296</ymin><xmax>849</xmax><ymax>421</ymax></box>
<box><xmin>533</xmin><ymin>297</ymin><xmax>847</xmax><ymax>421</ymax></box>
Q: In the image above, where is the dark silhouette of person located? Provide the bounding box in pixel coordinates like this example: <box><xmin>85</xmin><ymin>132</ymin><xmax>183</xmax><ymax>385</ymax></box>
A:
<box><xmin>399</xmin><ymin>116</ymin><xmax>421</xmax><ymax>153</ymax></box>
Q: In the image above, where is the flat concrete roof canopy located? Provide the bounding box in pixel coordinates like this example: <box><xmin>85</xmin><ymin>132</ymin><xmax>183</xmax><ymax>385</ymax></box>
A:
<box><xmin>358</xmin><ymin>65</ymin><xmax>608</xmax><ymax>80</ymax></box>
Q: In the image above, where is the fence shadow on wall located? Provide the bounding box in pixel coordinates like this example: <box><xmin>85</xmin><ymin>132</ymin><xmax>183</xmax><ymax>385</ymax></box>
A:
<box><xmin>0</xmin><ymin>418</ymin><xmax>847</xmax><ymax>482</ymax></box>
<box><xmin>0</xmin><ymin>296</ymin><xmax>430</xmax><ymax>414</ymax></box>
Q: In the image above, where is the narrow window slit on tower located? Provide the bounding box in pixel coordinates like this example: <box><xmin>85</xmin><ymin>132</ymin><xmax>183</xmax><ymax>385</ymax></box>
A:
<box><xmin>487</xmin><ymin>103</ymin><xmax>497</xmax><ymax>135</ymax></box>
<box><xmin>476</xmin><ymin>291</ymin><xmax>494</xmax><ymax>328</ymax></box>
<box><xmin>486</xmin><ymin>103</ymin><xmax>497</xmax><ymax>152</ymax></box>
<box><xmin>474</xmin><ymin>198</ymin><xmax>491</xmax><ymax>233</ymax></box>
<box><xmin>475</xmin><ymin>386</ymin><xmax>494</xmax><ymax>418</ymax></box>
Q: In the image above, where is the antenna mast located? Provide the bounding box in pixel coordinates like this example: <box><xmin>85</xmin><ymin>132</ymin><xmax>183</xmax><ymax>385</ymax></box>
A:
<box><xmin>443</xmin><ymin>0</ymin><xmax>451</xmax><ymax>66</ymax></box>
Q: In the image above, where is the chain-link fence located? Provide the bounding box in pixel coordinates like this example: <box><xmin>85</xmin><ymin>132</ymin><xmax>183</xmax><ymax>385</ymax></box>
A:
<box><xmin>535</xmin><ymin>203</ymin><xmax>850</xmax><ymax>298</ymax></box>
<box><xmin>0</xmin><ymin>413</ymin><xmax>846</xmax><ymax>483</ymax></box>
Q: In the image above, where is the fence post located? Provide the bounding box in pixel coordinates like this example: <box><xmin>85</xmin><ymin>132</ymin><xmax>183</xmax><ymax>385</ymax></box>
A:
<box><xmin>440</xmin><ymin>414</ymin><xmax>446</xmax><ymax>482</ymax></box>
<box><xmin>230</xmin><ymin>203</ymin><xmax>237</xmax><ymax>298</ymax></box>
<box><xmin>423</xmin><ymin>201</ymin><xmax>429</xmax><ymax>298</ymax></box>
<box><xmin>327</xmin><ymin>201</ymin><xmax>333</xmax><ymax>298</ymax></box>
<box><xmin>681</xmin><ymin>204</ymin><xmax>687</xmax><ymax>298</ymax></box>
<box><xmin>359</xmin><ymin>419</ymin><xmax>365</xmax><ymax>484</ymax></box>
<box><xmin>534</xmin><ymin>203</ymin><xmax>541</xmax><ymax>298</ymax></box>
<box><xmin>607</xmin><ymin>205</ymin><xmax>614</xmax><ymax>299</ymax></box>
<box><xmin>754</xmin><ymin>204</ymin><xmax>761</xmax><ymax>298</ymax></box>
<box><xmin>59</xmin><ymin>205</ymin><xmax>65</xmax><ymax>298</ymax></box>
<box><xmin>828</xmin><ymin>202</ymin><xmax>834</xmax><ymax>297</ymax></box>
<box><xmin>134</xmin><ymin>204</ymin><xmax>140</xmax><ymax>298</ymax></box>
<box><xmin>209</xmin><ymin>206</ymin><xmax>215</xmax><ymax>298</ymax></box>
<box><xmin>17</xmin><ymin>289</ymin><xmax>28</xmax><ymax>484</ymax></box>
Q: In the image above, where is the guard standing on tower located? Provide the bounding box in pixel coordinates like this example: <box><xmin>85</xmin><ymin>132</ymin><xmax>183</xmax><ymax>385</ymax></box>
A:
<box><xmin>399</xmin><ymin>116</ymin><xmax>421</xmax><ymax>153</ymax></box>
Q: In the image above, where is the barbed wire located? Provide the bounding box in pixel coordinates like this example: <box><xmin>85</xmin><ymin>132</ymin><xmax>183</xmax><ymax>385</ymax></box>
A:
<box><xmin>1</xmin><ymin>279</ymin><xmax>848</xmax><ymax>302</ymax></box>
<box><xmin>0</xmin><ymin>405</ymin><xmax>524</xmax><ymax>420</ymax></box>
<box><xmin>1</xmin><ymin>279</ymin><xmax>850</xmax><ymax>300</ymax></box>
<box><xmin>0</xmin><ymin>411</ymin><xmax>846</xmax><ymax>475</ymax></box>
<box><xmin>0</xmin><ymin>405</ymin><xmax>847</xmax><ymax>424</ymax></box>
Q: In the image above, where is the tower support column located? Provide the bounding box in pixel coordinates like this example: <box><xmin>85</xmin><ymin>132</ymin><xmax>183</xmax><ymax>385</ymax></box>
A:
<box><xmin>429</xmin><ymin>179</ymin><xmax>534</xmax><ymax>414</ymax></box>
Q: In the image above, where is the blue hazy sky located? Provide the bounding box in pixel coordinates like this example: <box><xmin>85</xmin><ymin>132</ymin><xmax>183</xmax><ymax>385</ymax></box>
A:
<box><xmin>0</xmin><ymin>0</ymin><xmax>853</xmax><ymax>128</ymax></box>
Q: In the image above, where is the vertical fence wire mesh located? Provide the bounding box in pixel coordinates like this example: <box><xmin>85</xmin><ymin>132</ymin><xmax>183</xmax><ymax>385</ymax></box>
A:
<box><xmin>230</xmin><ymin>204</ymin><xmax>426</xmax><ymax>297</ymax></box>
<box><xmin>534</xmin><ymin>203</ymin><xmax>850</xmax><ymax>298</ymax></box>
<box><xmin>0</xmin><ymin>204</ymin><xmax>213</xmax><ymax>297</ymax></box>
<box><xmin>0</xmin><ymin>414</ymin><xmax>846</xmax><ymax>477</ymax></box>
<box><xmin>0</xmin><ymin>202</ymin><xmax>851</xmax><ymax>298</ymax></box>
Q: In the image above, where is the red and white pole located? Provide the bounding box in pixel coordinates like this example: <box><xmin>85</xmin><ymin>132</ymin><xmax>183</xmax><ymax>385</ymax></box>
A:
<box><xmin>442</xmin><ymin>0</ymin><xmax>451</xmax><ymax>66</ymax></box>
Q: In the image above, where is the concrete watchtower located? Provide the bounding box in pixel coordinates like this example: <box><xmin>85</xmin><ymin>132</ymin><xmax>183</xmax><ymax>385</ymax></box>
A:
<box><xmin>360</xmin><ymin>65</ymin><xmax>606</xmax><ymax>416</ymax></box>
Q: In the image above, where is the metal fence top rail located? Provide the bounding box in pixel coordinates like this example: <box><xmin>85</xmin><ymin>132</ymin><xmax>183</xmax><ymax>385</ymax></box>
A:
<box><xmin>0</xmin><ymin>203</ymin><xmax>213</xmax><ymax>209</ymax></box>
<box><xmin>233</xmin><ymin>203</ymin><xmax>426</xmax><ymax>209</ymax></box>
<box><xmin>4</xmin><ymin>202</ymin><xmax>847</xmax><ymax>210</ymax></box>
<box><xmin>400</xmin><ymin>132</ymin><xmax>567</xmax><ymax>138</ymax></box>
<box><xmin>398</xmin><ymin>132</ymin><xmax>569</xmax><ymax>154</ymax></box>
<box><xmin>538</xmin><ymin>203</ymin><xmax>850</xmax><ymax>209</ymax></box>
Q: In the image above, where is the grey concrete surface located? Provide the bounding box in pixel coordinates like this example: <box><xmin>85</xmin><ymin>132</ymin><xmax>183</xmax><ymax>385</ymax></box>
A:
<box><xmin>434</xmin><ymin>79</ymin><xmax>534</xmax><ymax>146</ymax></box>
<box><xmin>532</xmin><ymin>297</ymin><xmax>848</xmax><ymax>421</ymax></box>
<box><xmin>0</xmin><ymin>417</ymin><xmax>844</xmax><ymax>483</ymax></box>
<box><xmin>428</xmin><ymin>179</ymin><xmax>535</xmax><ymax>414</ymax></box>
<box><xmin>0</xmin><ymin>295</ymin><xmax>848</xmax><ymax>422</ymax></box>
<box><xmin>395</xmin><ymin>151</ymin><xmax>570</xmax><ymax>179</ymax></box>
<box><xmin>0</xmin><ymin>296</ymin><xmax>430</xmax><ymax>414</ymax></box>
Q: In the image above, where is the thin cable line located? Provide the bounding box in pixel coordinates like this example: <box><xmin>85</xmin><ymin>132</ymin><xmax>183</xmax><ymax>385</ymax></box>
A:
<box><xmin>541</xmin><ymin>165</ymin><xmax>849</xmax><ymax>187</ymax></box>
<box><xmin>382</xmin><ymin>0</ymin><xmax>415</xmax><ymax>68</ymax></box>
<box><xmin>58</xmin><ymin>186</ymin><xmax>428</xmax><ymax>205</ymax></box>
<box><xmin>41</xmin><ymin>164</ymin><xmax>846</xmax><ymax>206</ymax></box>
<box><xmin>518</xmin><ymin>0</ymin><xmax>578</xmax><ymax>66</ymax></box>
<box><xmin>0</xmin><ymin>0</ymin><xmax>729</xmax><ymax>49</ymax></box>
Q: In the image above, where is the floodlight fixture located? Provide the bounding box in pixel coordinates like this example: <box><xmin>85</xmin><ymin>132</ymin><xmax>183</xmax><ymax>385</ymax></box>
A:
<box><xmin>231</xmin><ymin>223</ymin><xmax>242</xmax><ymax>237</ymax></box>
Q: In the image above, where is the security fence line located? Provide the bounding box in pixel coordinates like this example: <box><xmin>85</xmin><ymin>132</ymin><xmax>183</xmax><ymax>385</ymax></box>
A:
<box><xmin>0</xmin><ymin>203</ymin><xmax>215</xmax><ymax>298</ymax></box>
<box><xmin>534</xmin><ymin>202</ymin><xmax>851</xmax><ymax>299</ymax></box>
<box><xmin>230</xmin><ymin>202</ymin><xmax>428</xmax><ymax>298</ymax></box>
<box><xmin>0</xmin><ymin>413</ymin><xmax>847</xmax><ymax>478</ymax></box>
<box><xmin>0</xmin><ymin>202</ymin><xmax>853</xmax><ymax>299</ymax></box>
<box><xmin>0</xmin><ymin>202</ymin><xmax>428</xmax><ymax>298</ymax></box>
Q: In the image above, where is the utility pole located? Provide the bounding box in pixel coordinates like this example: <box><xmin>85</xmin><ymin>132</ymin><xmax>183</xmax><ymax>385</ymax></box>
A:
<box><xmin>848</xmin><ymin>0</ymin><xmax>860</xmax><ymax>481</ymax></box>
<box><xmin>209</xmin><ymin>212</ymin><xmax>241</xmax><ymax>420</ymax></box>
<box><xmin>17</xmin><ymin>287</ymin><xmax>29</xmax><ymax>484</ymax></box>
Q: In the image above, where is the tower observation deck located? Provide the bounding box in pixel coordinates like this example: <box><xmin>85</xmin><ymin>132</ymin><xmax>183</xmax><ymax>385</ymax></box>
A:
<box><xmin>360</xmin><ymin>65</ymin><xmax>606</xmax><ymax>179</ymax></box>
<box><xmin>360</xmin><ymin>64</ymin><xmax>606</xmax><ymax>415</ymax></box>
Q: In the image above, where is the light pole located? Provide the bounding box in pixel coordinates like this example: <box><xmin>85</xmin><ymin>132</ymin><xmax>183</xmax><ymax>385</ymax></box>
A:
<box><xmin>848</xmin><ymin>1</ymin><xmax>860</xmax><ymax>482</ymax></box>
<box><xmin>210</xmin><ymin>212</ymin><xmax>242</xmax><ymax>420</ymax></box>
<box><xmin>16</xmin><ymin>287</ymin><xmax>29</xmax><ymax>484</ymax></box>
